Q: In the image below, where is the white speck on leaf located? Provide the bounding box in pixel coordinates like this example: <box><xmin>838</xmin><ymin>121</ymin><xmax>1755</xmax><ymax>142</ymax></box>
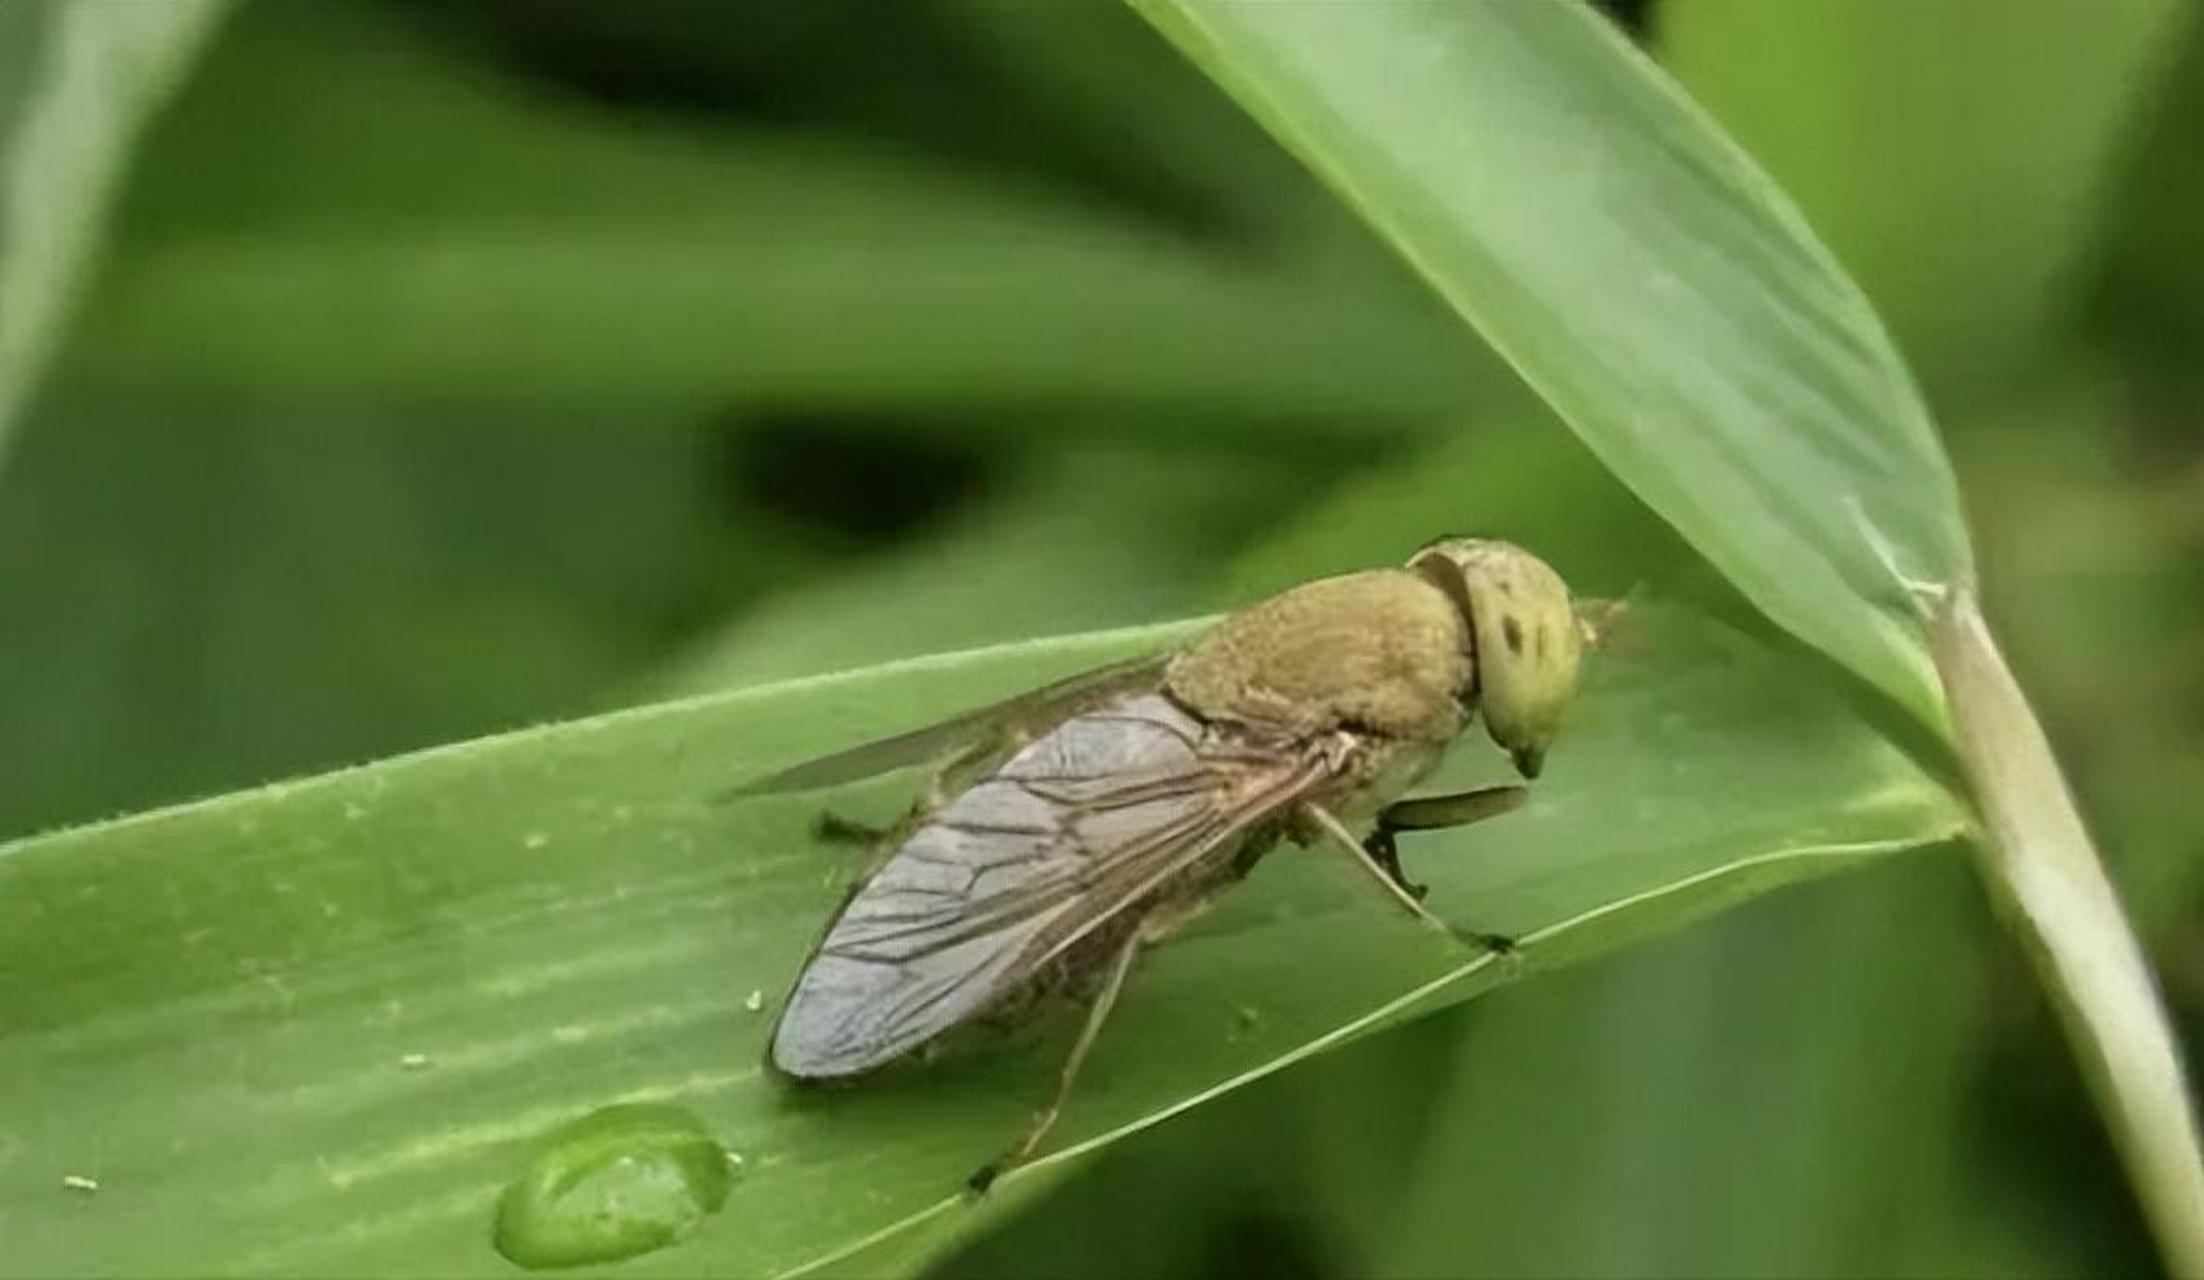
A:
<box><xmin>61</xmin><ymin>1174</ymin><xmax>98</xmax><ymax>1194</ymax></box>
<box><xmin>399</xmin><ymin>1053</ymin><xmax>431</xmax><ymax>1070</ymax></box>
<box><xmin>744</xmin><ymin>989</ymin><xmax>765</xmax><ymax>1013</ymax></box>
<box><xmin>523</xmin><ymin>832</ymin><xmax>549</xmax><ymax>850</ymax></box>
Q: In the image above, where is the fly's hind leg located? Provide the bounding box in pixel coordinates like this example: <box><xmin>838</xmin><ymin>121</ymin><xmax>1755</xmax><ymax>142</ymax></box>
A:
<box><xmin>968</xmin><ymin>922</ymin><xmax>1145</xmax><ymax>1194</ymax></box>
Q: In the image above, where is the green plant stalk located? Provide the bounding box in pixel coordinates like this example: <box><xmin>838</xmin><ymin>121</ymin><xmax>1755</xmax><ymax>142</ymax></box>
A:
<box><xmin>1935</xmin><ymin>590</ymin><xmax>2204</xmax><ymax>1277</ymax></box>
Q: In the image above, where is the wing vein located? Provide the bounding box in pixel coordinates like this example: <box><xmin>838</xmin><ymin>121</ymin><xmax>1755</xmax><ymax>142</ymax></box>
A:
<box><xmin>772</xmin><ymin>690</ymin><xmax>1338</xmax><ymax>1078</ymax></box>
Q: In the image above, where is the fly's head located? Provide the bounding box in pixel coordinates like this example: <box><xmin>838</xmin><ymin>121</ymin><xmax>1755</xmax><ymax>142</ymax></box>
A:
<box><xmin>1407</xmin><ymin>538</ymin><xmax>1582</xmax><ymax>780</ymax></box>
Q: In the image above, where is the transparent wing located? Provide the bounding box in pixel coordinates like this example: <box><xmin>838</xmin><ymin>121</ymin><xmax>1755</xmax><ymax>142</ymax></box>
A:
<box><xmin>720</xmin><ymin>654</ymin><xmax>1169</xmax><ymax>800</ymax></box>
<box><xmin>770</xmin><ymin>691</ymin><xmax>1328</xmax><ymax>1078</ymax></box>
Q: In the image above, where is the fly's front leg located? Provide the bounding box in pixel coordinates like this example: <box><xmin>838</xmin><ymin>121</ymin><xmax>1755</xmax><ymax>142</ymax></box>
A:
<box><xmin>968</xmin><ymin>923</ymin><xmax>1145</xmax><ymax>1195</ymax></box>
<box><xmin>1371</xmin><ymin>786</ymin><xmax>1527</xmax><ymax>890</ymax></box>
<box><xmin>1374</xmin><ymin>786</ymin><xmax>1529</xmax><ymax>953</ymax></box>
<box><xmin>1305</xmin><ymin>788</ymin><xmax>1529</xmax><ymax>955</ymax></box>
<box><xmin>1376</xmin><ymin>784</ymin><xmax>1528</xmax><ymax>837</ymax></box>
<box><xmin>1362</xmin><ymin>826</ymin><xmax>1421</xmax><ymax>901</ymax></box>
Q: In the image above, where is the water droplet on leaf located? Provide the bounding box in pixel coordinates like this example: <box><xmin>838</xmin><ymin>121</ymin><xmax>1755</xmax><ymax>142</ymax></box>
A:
<box><xmin>492</xmin><ymin>1103</ymin><xmax>730</xmax><ymax>1270</ymax></box>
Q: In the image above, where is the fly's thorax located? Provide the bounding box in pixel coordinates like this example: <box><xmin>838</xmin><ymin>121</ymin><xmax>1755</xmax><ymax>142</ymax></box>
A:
<box><xmin>1165</xmin><ymin>570</ymin><xmax>1471</xmax><ymax>744</ymax></box>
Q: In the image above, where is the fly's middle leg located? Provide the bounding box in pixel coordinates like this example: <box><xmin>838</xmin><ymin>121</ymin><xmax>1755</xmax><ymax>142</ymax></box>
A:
<box><xmin>1300</xmin><ymin>802</ymin><xmax>1456</xmax><ymax>939</ymax></box>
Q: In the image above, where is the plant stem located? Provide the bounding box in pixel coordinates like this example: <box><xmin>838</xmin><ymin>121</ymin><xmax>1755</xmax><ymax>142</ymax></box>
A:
<box><xmin>1935</xmin><ymin>588</ymin><xmax>2204</xmax><ymax>1277</ymax></box>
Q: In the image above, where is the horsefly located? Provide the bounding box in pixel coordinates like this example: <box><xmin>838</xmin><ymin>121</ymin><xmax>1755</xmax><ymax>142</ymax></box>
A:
<box><xmin>730</xmin><ymin>538</ymin><xmax>1584</xmax><ymax>1190</ymax></box>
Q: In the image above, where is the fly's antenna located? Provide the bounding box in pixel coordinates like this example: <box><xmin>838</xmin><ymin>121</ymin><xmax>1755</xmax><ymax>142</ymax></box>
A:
<box><xmin>1574</xmin><ymin>584</ymin><xmax>1647</xmax><ymax>656</ymax></box>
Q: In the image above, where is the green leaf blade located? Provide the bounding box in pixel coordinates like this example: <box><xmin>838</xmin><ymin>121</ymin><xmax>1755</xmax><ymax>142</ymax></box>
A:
<box><xmin>0</xmin><ymin>608</ymin><xmax>1960</xmax><ymax>1276</ymax></box>
<box><xmin>1130</xmin><ymin>0</ymin><xmax>1970</xmax><ymax>727</ymax></box>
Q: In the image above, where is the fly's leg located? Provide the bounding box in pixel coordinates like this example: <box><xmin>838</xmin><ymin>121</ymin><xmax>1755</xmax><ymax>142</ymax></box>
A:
<box><xmin>813</xmin><ymin>811</ymin><xmax>887</xmax><ymax>845</ymax></box>
<box><xmin>817</xmin><ymin>726</ymin><xmax>1028</xmax><ymax>849</ymax></box>
<box><xmin>968</xmin><ymin>924</ymin><xmax>1144</xmax><ymax>1195</ymax></box>
<box><xmin>929</xmin><ymin>731</ymin><xmax>1022</xmax><ymax>809</ymax></box>
<box><xmin>1362</xmin><ymin>826</ymin><xmax>1421</xmax><ymax>902</ymax></box>
<box><xmin>1368</xmin><ymin>786</ymin><xmax>1527</xmax><ymax>901</ymax></box>
<box><xmin>1377</xmin><ymin>785</ymin><xmax>1527</xmax><ymax>834</ymax></box>
<box><xmin>1302</xmin><ymin>796</ymin><xmax>1524</xmax><ymax>956</ymax></box>
<box><xmin>1300</xmin><ymin>802</ymin><xmax>1455</xmax><ymax>938</ymax></box>
<box><xmin>1374</xmin><ymin>786</ymin><xmax>1527</xmax><ymax>951</ymax></box>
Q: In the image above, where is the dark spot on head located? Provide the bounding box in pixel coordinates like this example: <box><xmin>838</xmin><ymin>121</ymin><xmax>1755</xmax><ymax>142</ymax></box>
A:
<box><xmin>1497</xmin><ymin>578</ymin><xmax>1516</xmax><ymax>597</ymax></box>
<box><xmin>1502</xmin><ymin>615</ymin><xmax>1525</xmax><ymax>656</ymax></box>
<box><xmin>1536</xmin><ymin>624</ymin><xmax>1550</xmax><ymax>660</ymax></box>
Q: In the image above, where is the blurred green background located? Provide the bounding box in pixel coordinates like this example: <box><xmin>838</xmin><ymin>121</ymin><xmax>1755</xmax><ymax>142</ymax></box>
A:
<box><xmin>2</xmin><ymin>1</ymin><xmax>2198</xmax><ymax>1275</ymax></box>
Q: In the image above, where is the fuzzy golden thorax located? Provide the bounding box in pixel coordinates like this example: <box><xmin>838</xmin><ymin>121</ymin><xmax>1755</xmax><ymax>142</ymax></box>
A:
<box><xmin>1164</xmin><ymin>569</ymin><xmax>1471</xmax><ymax>743</ymax></box>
